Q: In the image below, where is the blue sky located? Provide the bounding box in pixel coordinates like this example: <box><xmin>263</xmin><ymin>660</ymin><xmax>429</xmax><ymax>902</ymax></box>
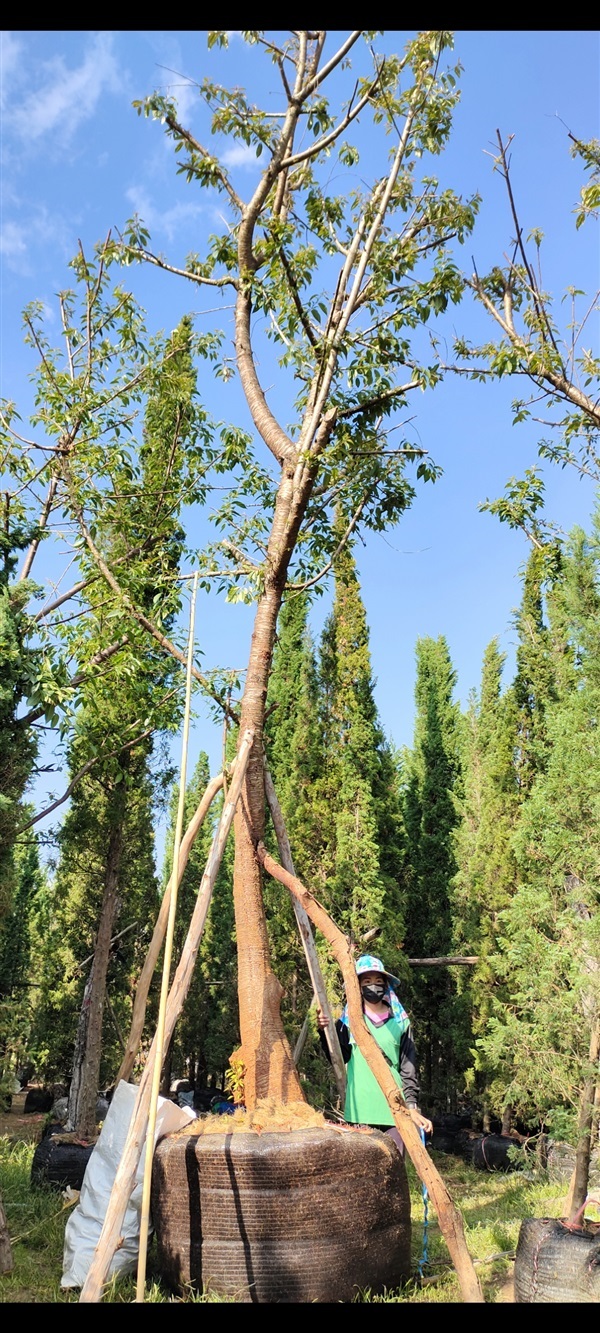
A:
<box><xmin>1</xmin><ymin>30</ymin><xmax>599</xmax><ymax>864</ymax></box>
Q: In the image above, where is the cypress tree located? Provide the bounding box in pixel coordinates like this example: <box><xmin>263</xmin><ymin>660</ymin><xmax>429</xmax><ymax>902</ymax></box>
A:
<box><xmin>479</xmin><ymin>525</ymin><xmax>600</xmax><ymax>1179</ymax></box>
<box><xmin>262</xmin><ymin>593</ymin><xmax>325</xmax><ymax>1050</ymax></box>
<box><xmin>402</xmin><ymin>635</ymin><xmax>463</xmax><ymax>1111</ymax></box>
<box><xmin>451</xmin><ymin>639</ymin><xmax>520</xmax><ymax>1125</ymax></box>
<box><xmin>315</xmin><ymin>539</ymin><xmax>405</xmax><ymax>992</ymax></box>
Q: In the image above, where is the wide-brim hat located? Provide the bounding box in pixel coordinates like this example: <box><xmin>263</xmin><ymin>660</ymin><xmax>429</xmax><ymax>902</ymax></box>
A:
<box><xmin>355</xmin><ymin>954</ymin><xmax>400</xmax><ymax>989</ymax></box>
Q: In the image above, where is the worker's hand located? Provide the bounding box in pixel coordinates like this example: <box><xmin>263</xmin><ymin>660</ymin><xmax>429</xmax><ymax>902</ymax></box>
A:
<box><xmin>408</xmin><ymin>1106</ymin><xmax>433</xmax><ymax>1136</ymax></box>
<box><xmin>316</xmin><ymin>1011</ymin><xmax>329</xmax><ymax>1029</ymax></box>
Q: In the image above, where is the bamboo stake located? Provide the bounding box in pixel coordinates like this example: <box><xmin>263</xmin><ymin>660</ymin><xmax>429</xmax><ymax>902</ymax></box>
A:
<box><xmin>79</xmin><ymin>726</ymin><xmax>255</xmax><ymax>1304</ymax></box>
<box><xmin>136</xmin><ymin>573</ymin><xmax>199</xmax><ymax>1302</ymax></box>
<box><xmin>115</xmin><ymin>769</ymin><xmax>225</xmax><ymax>1087</ymax></box>
<box><xmin>264</xmin><ymin>766</ymin><xmax>347</xmax><ymax>1104</ymax></box>
<box><xmin>256</xmin><ymin>842</ymin><xmax>484</xmax><ymax>1304</ymax></box>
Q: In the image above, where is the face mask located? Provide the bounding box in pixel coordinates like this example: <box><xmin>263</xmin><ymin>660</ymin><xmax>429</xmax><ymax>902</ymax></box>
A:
<box><xmin>361</xmin><ymin>981</ymin><xmax>386</xmax><ymax>1003</ymax></box>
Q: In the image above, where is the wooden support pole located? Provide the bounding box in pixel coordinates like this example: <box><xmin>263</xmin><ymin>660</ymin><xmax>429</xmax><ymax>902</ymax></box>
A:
<box><xmin>78</xmin><ymin>726</ymin><xmax>255</xmax><ymax>1304</ymax></box>
<box><xmin>136</xmin><ymin>574</ymin><xmax>198</xmax><ymax>1302</ymax></box>
<box><xmin>256</xmin><ymin>842</ymin><xmax>484</xmax><ymax>1304</ymax></box>
<box><xmin>0</xmin><ymin>1190</ymin><xmax>13</xmax><ymax>1275</ymax></box>
<box><xmin>264</xmin><ymin>766</ymin><xmax>347</xmax><ymax>1105</ymax></box>
<box><xmin>115</xmin><ymin>769</ymin><xmax>225</xmax><ymax>1087</ymax></box>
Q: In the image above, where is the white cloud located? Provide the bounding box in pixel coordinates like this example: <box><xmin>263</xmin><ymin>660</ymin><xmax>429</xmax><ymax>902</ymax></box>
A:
<box><xmin>9</xmin><ymin>32</ymin><xmax>122</xmax><ymax>144</ymax></box>
<box><xmin>0</xmin><ymin>219</ymin><xmax>27</xmax><ymax>259</ymax></box>
<box><xmin>0</xmin><ymin>31</ymin><xmax>22</xmax><ymax>107</ymax></box>
<box><xmin>221</xmin><ymin>142</ymin><xmax>261</xmax><ymax>169</ymax></box>
<box><xmin>0</xmin><ymin>204</ymin><xmax>81</xmax><ymax>275</ymax></box>
<box><xmin>170</xmin><ymin>78</ymin><xmax>197</xmax><ymax>126</ymax></box>
<box><xmin>125</xmin><ymin>185</ymin><xmax>205</xmax><ymax>242</ymax></box>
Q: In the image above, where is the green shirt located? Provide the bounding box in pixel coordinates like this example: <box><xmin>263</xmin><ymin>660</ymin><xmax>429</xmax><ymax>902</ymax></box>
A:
<box><xmin>344</xmin><ymin>1012</ymin><xmax>408</xmax><ymax>1126</ymax></box>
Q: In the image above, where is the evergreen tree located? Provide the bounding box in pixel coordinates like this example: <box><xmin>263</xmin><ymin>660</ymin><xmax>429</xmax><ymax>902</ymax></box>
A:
<box><xmin>160</xmin><ymin>753</ymin><xmax>238</xmax><ymax>1089</ymax></box>
<box><xmin>479</xmin><ymin>525</ymin><xmax>600</xmax><ymax>1166</ymax></box>
<box><xmin>512</xmin><ymin>545</ymin><xmax>559</xmax><ymax>796</ymax></box>
<box><xmin>451</xmin><ymin>640</ymin><xmax>520</xmax><ymax>1124</ymax></box>
<box><xmin>0</xmin><ymin>823</ymin><xmax>46</xmax><ymax>1102</ymax></box>
<box><xmin>263</xmin><ymin>594</ymin><xmax>324</xmax><ymax>1040</ymax></box>
<box><xmin>31</xmin><ymin>742</ymin><xmax>160</xmax><ymax>1092</ymax></box>
<box><xmin>30</xmin><ymin>317</ymin><xmax>198</xmax><ymax>1131</ymax></box>
<box><xmin>0</xmin><ymin>824</ymin><xmax>46</xmax><ymax>1000</ymax></box>
<box><xmin>315</xmin><ymin>540</ymin><xmax>406</xmax><ymax>991</ymax></box>
<box><xmin>402</xmin><ymin>635</ymin><xmax>464</xmax><ymax>1110</ymax></box>
<box><xmin>0</xmin><ymin>525</ymin><xmax>39</xmax><ymax>922</ymax></box>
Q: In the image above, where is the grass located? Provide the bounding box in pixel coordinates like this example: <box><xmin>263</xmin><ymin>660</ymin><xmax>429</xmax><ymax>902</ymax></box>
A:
<box><xmin>0</xmin><ymin>1132</ymin><xmax>576</xmax><ymax>1304</ymax></box>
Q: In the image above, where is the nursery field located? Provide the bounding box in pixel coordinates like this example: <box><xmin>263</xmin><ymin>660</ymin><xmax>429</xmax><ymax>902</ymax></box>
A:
<box><xmin>0</xmin><ymin>1096</ymin><xmax>572</xmax><ymax>1305</ymax></box>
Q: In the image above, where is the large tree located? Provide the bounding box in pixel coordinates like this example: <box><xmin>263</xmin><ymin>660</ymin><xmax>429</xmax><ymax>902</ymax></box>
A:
<box><xmin>109</xmin><ymin>30</ymin><xmax>479</xmax><ymax>1108</ymax></box>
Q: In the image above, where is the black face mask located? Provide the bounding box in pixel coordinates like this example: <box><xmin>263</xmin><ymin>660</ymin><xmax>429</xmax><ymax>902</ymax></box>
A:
<box><xmin>361</xmin><ymin>981</ymin><xmax>386</xmax><ymax>1003</ymax></box>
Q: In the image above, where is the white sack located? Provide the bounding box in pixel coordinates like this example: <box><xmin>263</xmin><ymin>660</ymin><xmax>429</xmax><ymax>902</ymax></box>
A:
<box><xmin>61</xmin><ymin>1078</ymin><xmax>195</xmax><ymax>1289</ymax></box>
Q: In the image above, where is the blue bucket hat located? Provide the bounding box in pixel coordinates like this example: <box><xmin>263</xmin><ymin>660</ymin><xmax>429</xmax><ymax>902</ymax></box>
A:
<box><xmin>355</xmin><ymin>954</ymin><xmax>400</xmax><ymax>990</ymax></box>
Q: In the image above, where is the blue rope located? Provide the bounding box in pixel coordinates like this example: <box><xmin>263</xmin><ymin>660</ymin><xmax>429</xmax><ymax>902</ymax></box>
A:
<box><xmin>416</xmin><ymin>1127</ymin><xmax>429</xmax><ymax>1280</ymax></box>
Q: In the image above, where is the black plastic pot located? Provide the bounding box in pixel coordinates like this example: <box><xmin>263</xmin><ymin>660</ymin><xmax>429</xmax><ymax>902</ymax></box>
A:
<box><xmin>23</xmin><ymin>1087</ymin><xmax>53</xmax><ymax>1114</ymax></box>
<box><xmin>31</xmin><ymin>1134</ymin><xmax>95</xmax><ymax>1191</ymax></box>
<box><xmin>455</xmin><ymin>1130</ymin><xmax>523</xmax><ymax>1172</ymax></box>
<box><xmin>151</xmin><ymin>1125</ymin><xmax>411</xmax><ymax>1303</ymax></box>
<box><xmin>429</xmin><ymin>1123</ymin><xmax>461</xmax><ymax>1155</ymax></box>
<box><xmin>514</xmin><ymin>1218</ymin><xmax>600</xmax><ymax>1303</ymax></box>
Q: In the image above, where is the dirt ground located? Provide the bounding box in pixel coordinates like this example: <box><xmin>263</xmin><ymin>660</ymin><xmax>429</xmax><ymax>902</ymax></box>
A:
<box><xmin>0</xmin><ymin>1089</ymin><xmax>48</xmax><ymax>1144</ymax></box>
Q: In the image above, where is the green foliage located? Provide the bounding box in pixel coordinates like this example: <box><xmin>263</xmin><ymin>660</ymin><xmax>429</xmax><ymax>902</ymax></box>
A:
<box><xmin>478</xmin><ymin>523</ymin><xmax>600</xmax><ymax>1134</ymax></box>
<box><xmin>401</xmin><ymin>636</ymin><xmax>465</xmax><ymax>1108</ymax></box>
<box><xmin>0</xmin><ymin>528</ymin><xmax>40</xmax><ymax>920</ymax></box>
<box><xmin>30</xmin><ymin>748</ymin><xmax>160</xmax><ymax>1086</ymax></box>
<box><xmin>263</xmin><ymin>594</ymin><xmax>324</xmax><ymax>1042</ymax></box>
<box><xmin>311</xmin><ymin>538</ymin><xmax>406</xmax><ymax>996</ymax></box>
<box><xmin>451</xmin><ymin>640</ymin><xmax>520</xmax><ymax>1117</ymax></box>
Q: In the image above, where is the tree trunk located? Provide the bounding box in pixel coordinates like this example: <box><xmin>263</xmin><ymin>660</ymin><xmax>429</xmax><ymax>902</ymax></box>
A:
<box><xmin>231</xmin><ymin>466</ymin><xmax>313</xmax><ymax>1109</ymax></box>
<box><xmin>0</xmin><ymin>1189</ymin><xmax>13</xmax><ymax>1275</ymax></box>
<box><xmin>67</xmin><ymin>764</ymin><xmax>128</xmax><ymax>1136</ymax></box>
<box><xmin>501</xmin><ymin>1105</ymin><xmax>513</xmax><ymax>1137</ymax></box>
<box><xmin>566</xmin><ymin>1019</ymin><xmax>600</xmax><ymax>1219</ymax></box>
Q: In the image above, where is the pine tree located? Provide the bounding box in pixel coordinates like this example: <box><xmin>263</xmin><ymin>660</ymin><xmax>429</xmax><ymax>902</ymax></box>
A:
<box><xmin>402</xmin><ymin>635</ymin><xmax>464</xmax><ymax>1110</ymax></box>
